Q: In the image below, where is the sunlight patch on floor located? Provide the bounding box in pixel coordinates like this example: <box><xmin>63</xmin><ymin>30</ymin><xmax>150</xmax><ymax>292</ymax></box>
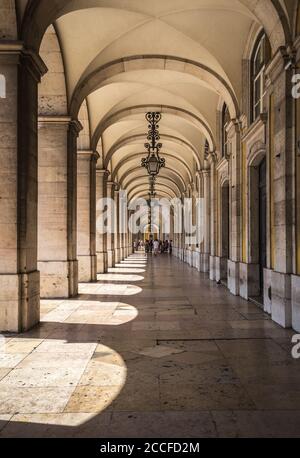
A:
<box><xmin>97</xmin><ymin>273</ymin><xmax>144</xmax><ymax>282</ymax></box>
<box><xmin>78</xmin><ymin>283</ymin><xmax>143</xmax><ymax>296</ymax></box>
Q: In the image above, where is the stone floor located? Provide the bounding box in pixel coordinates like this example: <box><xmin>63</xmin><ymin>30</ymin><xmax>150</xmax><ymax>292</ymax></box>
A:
<box><xmin>0</xmin><ymin>253</ymin><xmax>300</xmax><ymax>438</ymax></box>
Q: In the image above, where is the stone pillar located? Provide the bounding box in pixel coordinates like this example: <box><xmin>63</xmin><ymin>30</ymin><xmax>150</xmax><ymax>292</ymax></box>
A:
<box><xmin>227</xmin><ymin>121</ymin><xmax>242</xmax><ymax>295</ymax></box>
<box><xmin>266</xmin><ymin>49</ymin><xmax>294</xmax><ymax>328</ymax></box>
<box><xmin>77</xmin><ymin>150</ymin><xmax>98</xmax><ymax>282</ymax></box>
<box><xmin>118</xmin><ymin>189</ymin><xmax>127</xmax><ymax>261</ymax></box>
<box><xmin>209</xmin><ymin>156</ymin><xmax>217</xmax><ymax>280</ymax></box>
<box><xmin>96</xmin><ymin>169</ymin><xmax>109</xmax><ymax>274</ymax></box>
<box><xmin>38</xmin><ymin>117</ymin><xmax>80</xmax><ymax>298</ymax></box>
<box><xmin>120</xmin><ymin>233</ymin><xmax>125</xmax><ymax>261</ymax></box>
<box><xmin>292</xmin><ymin>45</ymin><xmax>300</xmax><ymax>332</ymax></box>
<box><xmin>114</xmin><ymin>189</ymin><xmax>121</xmax><ymax>263</ymax></box>
<box><xmin>128</xmin><ymin>209</ymin><xmax>134</xmax><ymax>256</ymax></box>
<box><xmin>0</xmin><ymin>45</ymin><xmax>47</xmax><ymax>332</ymax></box>
<box><xmin>107</xmin><ymin>182</ymin><xmax>116</xmax><ymax>268</ymax></box>
<box><xmin>201</xmin><ymin>170</ymin><xmax>210</xmax><ymax>273</ymax></box>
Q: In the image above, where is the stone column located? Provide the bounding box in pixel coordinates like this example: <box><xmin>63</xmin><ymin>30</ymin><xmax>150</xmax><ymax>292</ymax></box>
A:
<box><xmin>114</xmin><ymin>189</ymin><xmax>121</xmax><ymax>264</ymax></box>
<box><xmin>0</xmin><ymin>44</ymin><xmax>47</xmax><ymax>332</ymax></box>
<box><xmin>227</xmin><ymin>121</ymin><xmax>242</xmax><ymax>295</ymax></box>
<box><xmin>266</xmin><ymin>49</ymin><xmax>294</xmax><ymax>328</ymax></box>
<box><xmin>292</xmin><ymin>45</ymin><xmax>300</xmax><ymax>332</ymax></box>
<box><xmin>201</xmin><ymin>170</ymin><xmax>210</xmax><ymax>273</ymax></box>
<box><xmin>38</xmin><ymin>117</ymin><xmax>81</xmax><ymax>299</ymax></box>
<box><xmin>181</xmin><ymin>199</ymin><xmax>185</xmax><ymax>261</ymax></box>
<box><xmin>107</xmin><ymin>182</ymin><xmax>116</xmax><ymax>268</ymax></box>
<box><xmin>77</xmin><ymin>150</ymin><xmax>98</xmax><ymax>282</ymax></box>
<box><xmin>96</xmin><ymin>169</ymin><xmax>109</xmax><ymax>274</ymax></box>
<box><xmin>209</xmin><ymin>156</ymin><xmax>217</xmax><ymax>280</ymax></box>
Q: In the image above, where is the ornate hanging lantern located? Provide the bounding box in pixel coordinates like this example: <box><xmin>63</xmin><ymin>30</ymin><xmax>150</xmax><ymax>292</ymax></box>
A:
<box><xmin>141</xmin><ymin>112</ymin><xmax>166</xmax><ymax>177</ymax></box>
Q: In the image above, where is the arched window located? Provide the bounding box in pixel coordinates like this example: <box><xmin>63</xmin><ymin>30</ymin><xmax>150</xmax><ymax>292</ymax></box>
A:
<box><xmin>0</xmin><ymin>75</ymin><xmax>6</xmax><ymax>99</ymax></box>
<box><xmin>222</xmin><ymin>103</ymin><xmax>230</xmax><ymax>157</ymax></box>
<box><xmin>251</xmin><ymin>32</ymin><xmax>270</xmax><ymax>122</ymax></box>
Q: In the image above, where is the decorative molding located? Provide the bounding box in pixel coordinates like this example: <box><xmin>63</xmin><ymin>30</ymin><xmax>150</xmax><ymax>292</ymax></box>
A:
<box><xmin>248</xmin><ymin>140</ymin><xmax>266</xmax><ymax>167</ymax></box>
<box><xmin>242</xmin><ymin>114</ymin><xmax>267</xmax><ymax>144</ymax></box>
<box><xmin>0</xmin><ymin>43</ymin><xmax>47</xmax><ymax>82</ymax></box>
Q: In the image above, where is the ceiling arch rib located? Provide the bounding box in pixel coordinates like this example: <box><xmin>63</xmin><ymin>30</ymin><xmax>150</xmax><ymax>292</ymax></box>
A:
<box><xmin>130</xmin><ymin>192</ymin><xmax>175</xmax><ymax>204</ymax></box>
<box><xmin>119</xmin><ymin>166</ymin><xmax>186</xmax><ymax>195</ymax></box>
<box><xmin>111</xmin><ymin>152</ymin><xmax>193</xmax><ymax>183</ymax></box>
<box><xmin>86</xmin><ymin>75</ymin><xmax>219</xmax><ymax>145</ymax></box>
<box><xmin>128</xmin><ymin>185</ymin><xmax>176</xmax><ymax>202</ymax></box>
<box><xmin>103</xmin><ymin>115</ymin><xmax>207</xmax><ymax>170</ymax></box>
<box><xmin>23</xmin><ymin>0</ymin><xmax>289</xmax><ymax>55</ymax></box>
<box><xmin>125</xmin><ymin>176</ymin><xmax>183</xmax><ymax>199</ymax></box>
<box><xmin>104</xmin><ymin>134</ymin><xmax>202</xmax><ymax>170</ymax></box>
<box><xmin>92</xmin><ymin>104</ymin><xmax>216</xmax><ymax>152</ymax></box>
<box><xmin>70</xmin><ymin>55</ymin><xmax>239</xmax><ymax>119</ymax></box>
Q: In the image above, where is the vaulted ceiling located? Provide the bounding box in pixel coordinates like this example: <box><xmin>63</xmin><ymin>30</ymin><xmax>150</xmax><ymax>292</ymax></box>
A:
<box><xmin>14</xmin><ymin>0</ymin><xmax>292</xmax><ymax>201</ymax></box>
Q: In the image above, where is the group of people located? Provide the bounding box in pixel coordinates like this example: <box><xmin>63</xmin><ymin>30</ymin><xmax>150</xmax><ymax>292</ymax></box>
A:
<box><xmin>144</xmin><ymin>239</ymin><xmax>173</xmax><ymax>256</ymax></box>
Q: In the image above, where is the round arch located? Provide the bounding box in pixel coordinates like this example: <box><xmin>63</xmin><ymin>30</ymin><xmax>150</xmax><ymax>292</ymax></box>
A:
<box><xmin>124</xmin><ymin>175</ymin><xmax>183</xmax><ymax>198</ymax></box>
<box><xmin>104</xmin><ymin>134</ymin><xmax>202</xmax><ymax>170</ymax></box>
<box><xmin>111</xmin><ymin>152</ymin><xmax>193</xmax><ymax>183</ymax></box>
<box><xmin>128</xmin><ymin>182</ymin><xmax>178</xmax><ymax>200</ymax></box>
<box><xmin>22</xmin><ymin>0</ymin><xmax>290</xmax><ymax>57</ymax></box>
<box><xmin>119</xmin><ymin>166</ymin><xmax>187</xmax><ymax>194</ymax></box>
<box><xmin>70</xmin><ymin>55</ymin><xmax>239</xmax><ymax>119</ymax></box>
<box><xmin>92</xmin><ymin>104</ymin><xmax>216</xmax><ymax>152</ymax></box>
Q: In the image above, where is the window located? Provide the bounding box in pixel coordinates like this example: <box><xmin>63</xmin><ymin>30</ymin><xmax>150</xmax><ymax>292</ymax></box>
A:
<box><xmin>251</xmin><ymin>32</ymin><xmax>270</xmax><ymax>122</ymax></box>
<box><xmin>222</xmin><ymin>103</ymin><xmax>230</xmax><ymax>157</ymax></box>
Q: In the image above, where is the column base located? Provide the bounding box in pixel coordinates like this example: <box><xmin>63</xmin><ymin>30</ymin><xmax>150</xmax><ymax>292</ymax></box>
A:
<box><xmin>209</xmin><ymin>256</ymin><xmax>216</xmax><ymax>281</ymax></box>
<box><xmin>228</xmin><ymin>260</ymin><xmax>239</xmax><ymax>296</ymax></box>
<box><xmin>115</xmin><ymin>248</ymin><xmax>121</xmax><ymax>264</ymax></box>
<box><xmin>271</xmin><ymin>271</ymin><xmax>292</xmax><ymax>328</ymax></box>
<box><xmin>78</xmin><ymin>255</ymin><xmax>97</xmax><ymax>283</ymax></box>
<box><xmin>263</xmin><ymin>268</ymin><xmax>272</xmax><ymax>314</ymax></box>
<box><xmin>107</xmin><ymin>249</ymin><xmax>115</xmax><ymax>268</ymax></box>
<box><xmin>97</xmin><ymin>252</ymin><xmax>108</xmax><ymax>274</ymax></box>
<box><xmin>215</xmin><ymin>257</ymin><xmax>228</xmax><ymax>283</ymax></box>
<box><xmin>38</xmin><ymin>260</ymin><xmax>78</xmax><ymax>299</ymax></box>
<box><xmin>200</xmin><ymin>253</ymin><xmax>210</xmax><ymax>273</ymax></box>
<box><xmin>239</xmin><ymin>263</ymin><xmax>260</xmax><ymax>300</ymax></box>
<box><xmin>292</xmin><ymin>275</ymin><xmax>300</xmax><ymax>332</ymax></box>
<box><xmin>0</xmin><ymin>271</ymin><xmax>40</xmax><ymax>333</ymax></box>
<box><xmin>185</xmin><ymin>249</ymin><xmax>192</xmax><ymax>266</ymax></box>
<box><xmin>193</xmin><ymin>251</ymin><xmax>200</xmax><ymax>270</ymax></box>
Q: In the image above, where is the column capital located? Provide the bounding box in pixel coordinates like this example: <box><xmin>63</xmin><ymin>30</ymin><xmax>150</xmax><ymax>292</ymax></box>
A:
<box><xmin>208</xmin><ymin>151</ymin><xmax>218</xmax><ymax>165</ymax></box>
<box><xmin>265</xmin><ymin>45</ymin><xmax>296</xmax><ymax>84</ymax></box>
<box><xmin>0</xmin><ymin>43</ymin><xmax>47</xmax><ymax>82</ymax></box>
<box><xmin>38</xmin><ymin>116</ymin><xmax>83</xmax><ymax>135</ymax></box>
<box><xmin>38</xmin><ymin>116</ymin><xmax>72</xmax><ymax>125</ymax></box>
<box><xmin>96</xmin><ymin>168</ymin><xmax>110</xmax><ymax>178</ymax></box>
<box><xmin>77</xmin><ymin>150</ymin><xmax>100</xmax><ymax>162</ymax></box>
<box><xmin>107</xmin><ymin>181</ymin><xmax>117</xmax><ymax>192</ymax></box>
<box><xmin>200</xmin><ymin>169</ymin><xmax>210</xmax><ymax>178</ymax></box>
<box><xmin>226</xmin><ymin>118</ymin><xmax>242</xmax><ymax>137</ymax></box>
